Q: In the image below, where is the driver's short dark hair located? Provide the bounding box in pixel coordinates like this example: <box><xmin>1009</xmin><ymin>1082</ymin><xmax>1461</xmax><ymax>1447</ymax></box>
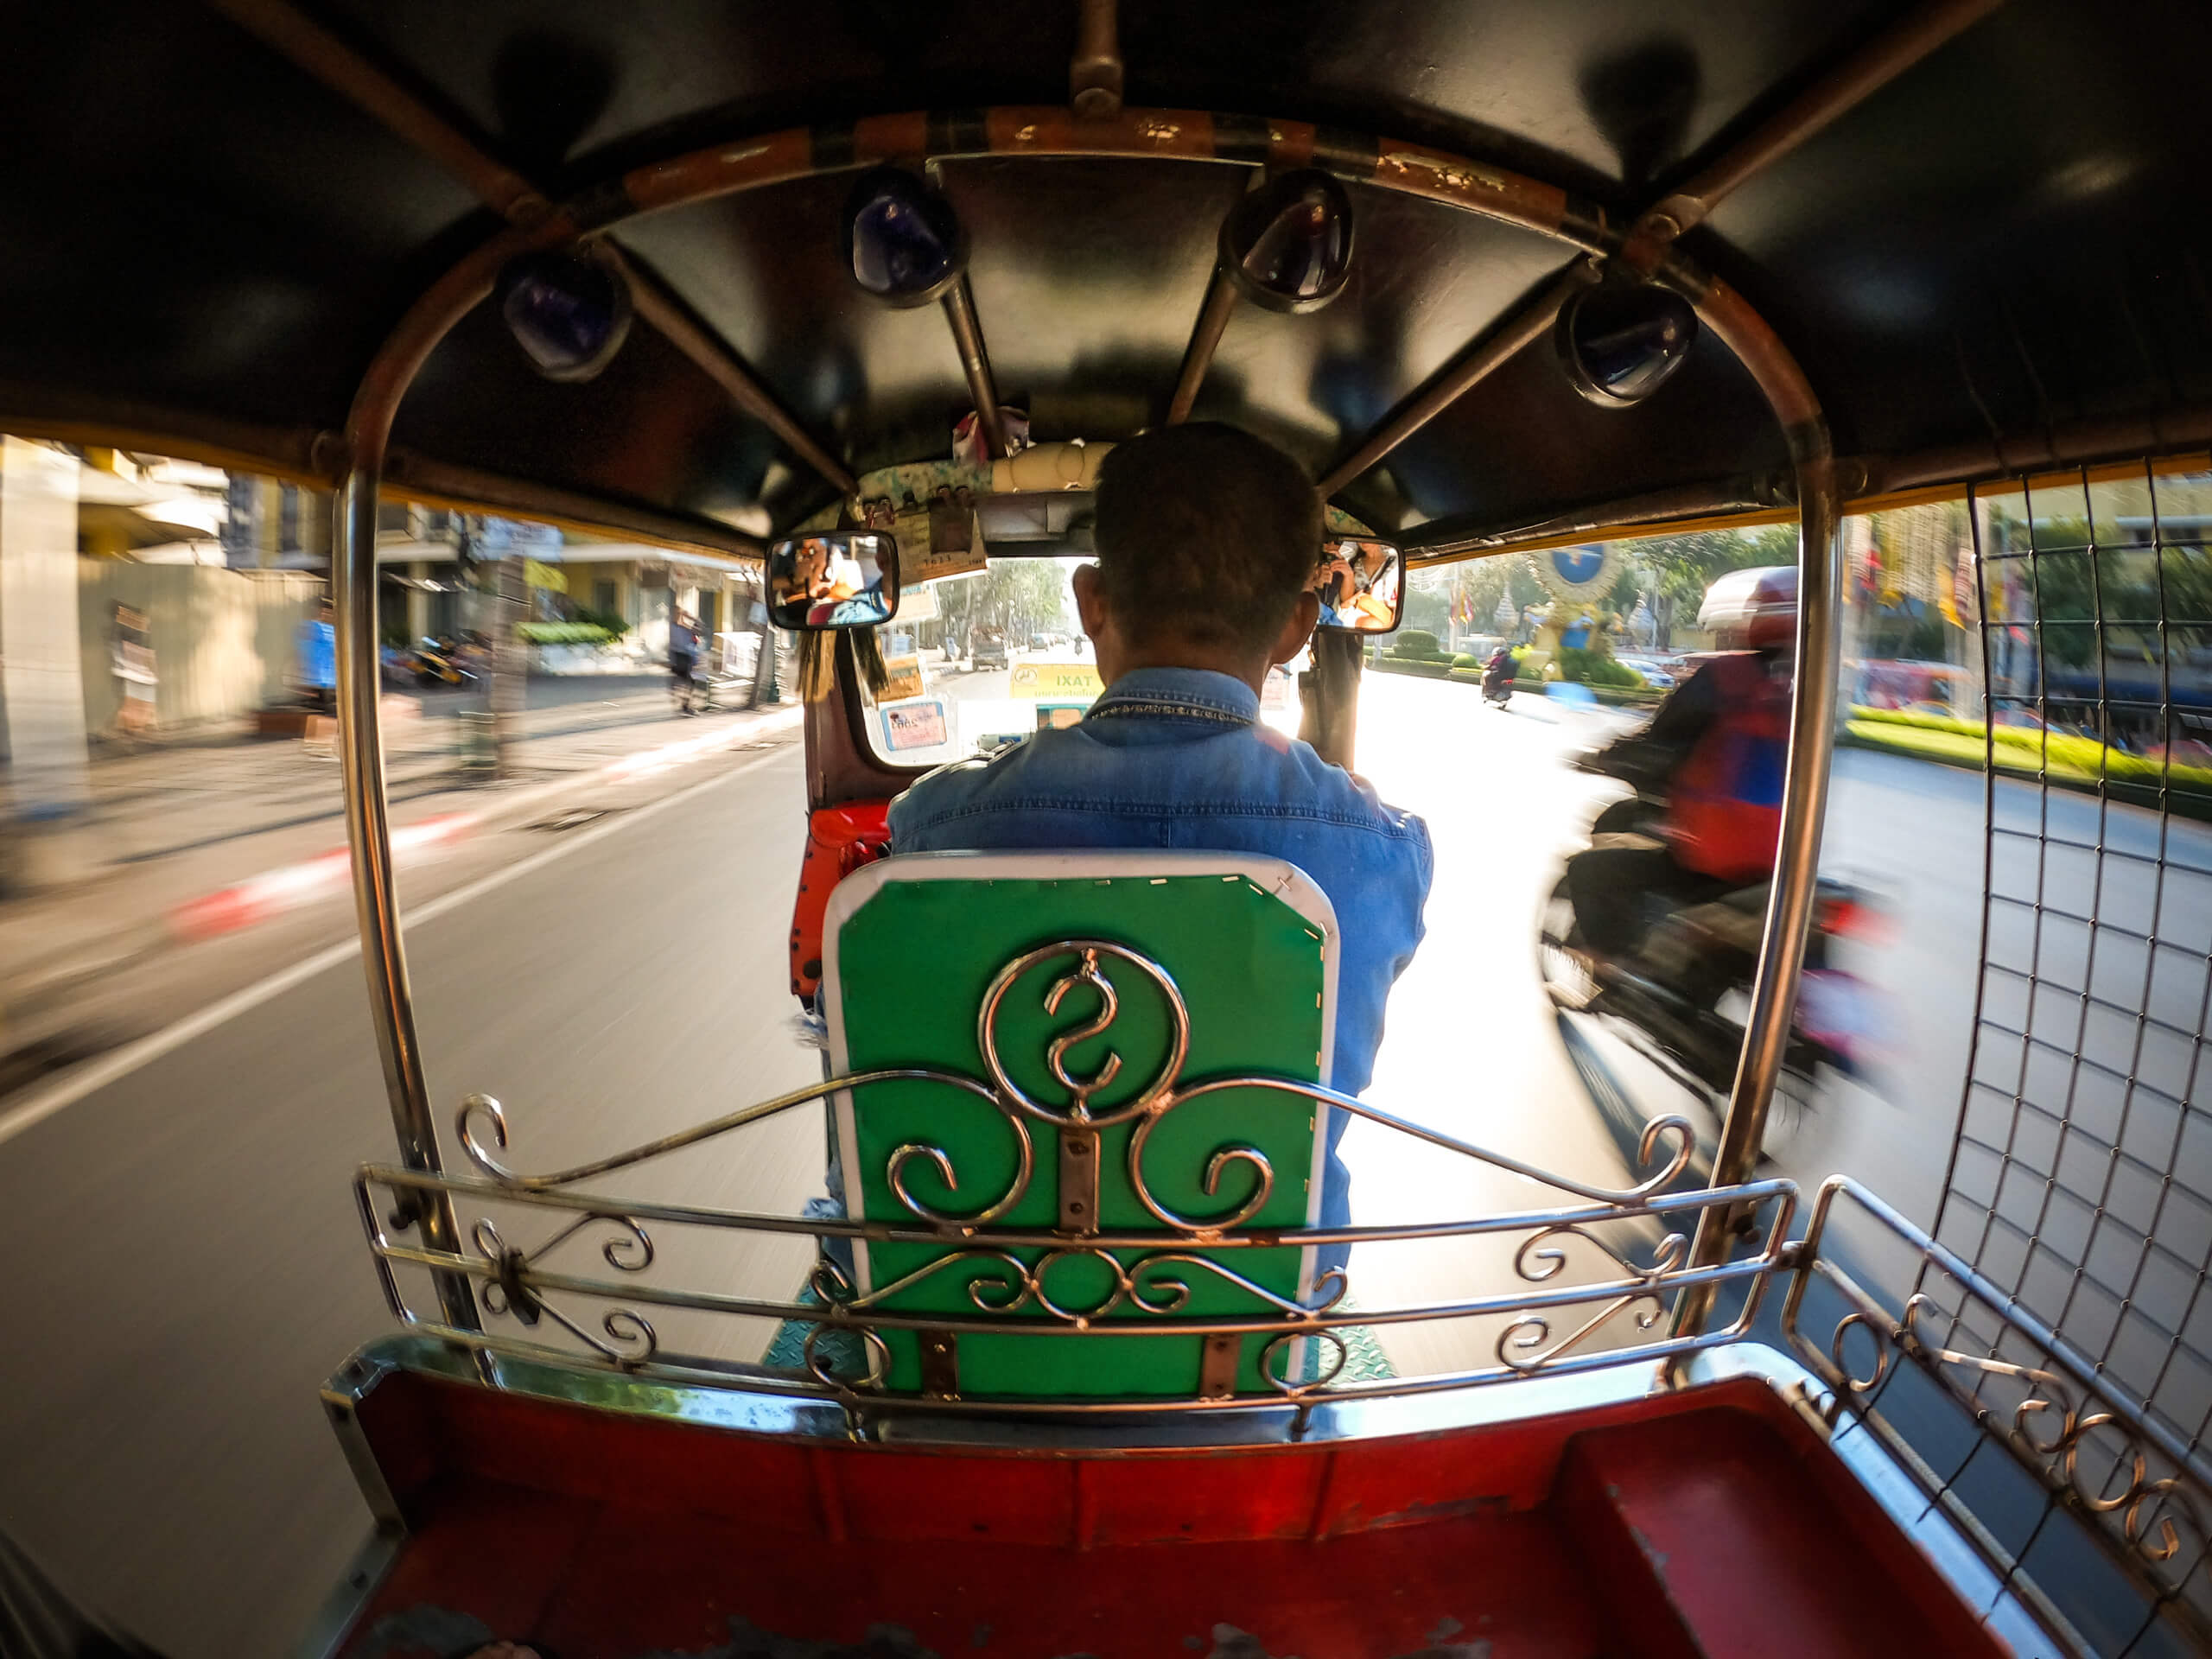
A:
<box><xmin>1092</xmin><ymin>423</ymin><xmax>1319</xmax><ymax>655</ymax></box>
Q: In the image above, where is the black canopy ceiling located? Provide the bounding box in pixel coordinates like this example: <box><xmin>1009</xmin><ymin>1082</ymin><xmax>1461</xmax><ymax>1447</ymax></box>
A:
<box><xmin>4</xmin><ymin>0</ymin><xmax>2208</xmax><ymax>550</ymax></box>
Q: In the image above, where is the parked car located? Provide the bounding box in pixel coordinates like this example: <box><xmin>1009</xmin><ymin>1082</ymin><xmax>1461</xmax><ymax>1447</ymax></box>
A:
<box><xmin>1614</xmin><ymin>652</ymin><xmax>1685</xmax><ymax>689</ymax></box>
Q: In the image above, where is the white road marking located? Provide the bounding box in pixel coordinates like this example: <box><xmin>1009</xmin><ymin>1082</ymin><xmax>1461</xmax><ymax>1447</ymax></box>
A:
<box><xmin>0</xmin><ymin>746</ymin><xmax>799</xmax><ymax>1148</ymax></box>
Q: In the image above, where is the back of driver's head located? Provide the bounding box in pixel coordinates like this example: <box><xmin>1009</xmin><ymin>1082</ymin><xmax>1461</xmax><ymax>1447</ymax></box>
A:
<box><xmin>1093</xmin><ymin>423</ymin><xmax>1319</xmax><ymax>656</ymax></box>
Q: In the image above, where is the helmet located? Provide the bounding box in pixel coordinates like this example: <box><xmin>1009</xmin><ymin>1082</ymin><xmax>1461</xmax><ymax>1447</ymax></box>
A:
<box><xmin>1699</xmin><ymin>565</ymin><xmax>1797</xmax><ymax>652</ymax></box>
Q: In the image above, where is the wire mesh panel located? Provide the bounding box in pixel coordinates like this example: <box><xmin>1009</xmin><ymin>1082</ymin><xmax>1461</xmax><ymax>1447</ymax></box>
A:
<box><xmin>1916</xmin><ymin>461</ymin><xmax>2212</xmax><ymax>1653</ymax></box>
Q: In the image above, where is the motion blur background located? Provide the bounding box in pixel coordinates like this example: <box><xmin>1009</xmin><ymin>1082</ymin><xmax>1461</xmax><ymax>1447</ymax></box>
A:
<box><xmin>3</xmin><ymin>442</ymin><xmax>2210</xmax><ymax>1655</ymax></box>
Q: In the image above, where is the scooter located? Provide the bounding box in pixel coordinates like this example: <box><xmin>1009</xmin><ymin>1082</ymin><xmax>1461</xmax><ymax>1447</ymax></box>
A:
<box><xmin>1539</xmin><ymin>753</ymin><xmax>1882</xmax><ymax>1158</ymax></box>
<box><xmin>411</xmin><ymin>635</ymin><xmax>479</xmax><ymax>688</ymax></box>
<box><xmin>1481</xmin><ymin>656</ymin><xmax>1514</xmax><ymax>707</ymax></box>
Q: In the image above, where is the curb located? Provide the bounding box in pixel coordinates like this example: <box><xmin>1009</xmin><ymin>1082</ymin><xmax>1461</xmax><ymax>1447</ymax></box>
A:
<box><xmin>3</xmin><ymin>704</ymin><xmax>803</xmax><ymax>995</ymax></box>
<box><xmin>0</xmin><ymin>700</ymin><xmax>803</xmax><ymax>1080</ymax></box>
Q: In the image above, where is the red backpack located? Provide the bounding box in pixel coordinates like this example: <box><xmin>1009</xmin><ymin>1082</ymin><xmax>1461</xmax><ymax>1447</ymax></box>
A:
<box><xmin>1665</xmin><ymin>652</ymin><xmax>1789</xmax><ymax>883</ymax></box>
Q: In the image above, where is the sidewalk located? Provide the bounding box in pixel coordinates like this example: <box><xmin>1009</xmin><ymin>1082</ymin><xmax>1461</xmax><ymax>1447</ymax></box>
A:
<box><xmin>0</xmin><ymin>681</ymin><xmax>800</xmax><ymax>1089</ymax></box>
<box><xmin>12</xmin><ymin>675</ymin><xmax>690</xmax><ymax>868</ymax></box>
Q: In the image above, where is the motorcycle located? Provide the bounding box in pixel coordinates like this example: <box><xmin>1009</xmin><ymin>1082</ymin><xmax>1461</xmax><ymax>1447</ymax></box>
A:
<box><xmin>1539</xmin><ymin>750</ymin><xmax>1882</xmax><ymax>1160</ymax></box>
<box><xmin>1481</xmin><ymin>655</ymin><xmax>1514</xmax><ymax>707</ymax></box>
<box><xmin>410</xmin><ymin>634</ymin><xmax>480</xmax><ymax>688</ymax></box>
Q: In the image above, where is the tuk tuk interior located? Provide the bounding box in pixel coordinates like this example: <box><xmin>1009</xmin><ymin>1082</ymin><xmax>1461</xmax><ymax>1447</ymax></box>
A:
<box><xmin>12</xmin><ymin>1</ymin><xmax>2212</xmax><ymax>1654</ymax></box>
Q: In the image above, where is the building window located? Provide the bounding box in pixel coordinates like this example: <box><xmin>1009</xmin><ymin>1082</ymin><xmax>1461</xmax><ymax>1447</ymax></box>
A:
<box><xmin>594</xmin><ymin>578</ymin><xmax>618</xmax><ymax>617</ymax></box>
<box><xmin>223</xmin><ymin>475</ymin><xmax>257</xmax><ymax>562</ymax></box>
<box><xmin>278</xmin><ymin>484</ymin><xmax>301</xmax><ymax>554</ymax></box>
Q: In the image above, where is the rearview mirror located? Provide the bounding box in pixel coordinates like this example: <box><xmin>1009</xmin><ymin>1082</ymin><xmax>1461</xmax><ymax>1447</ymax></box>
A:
<box><xmin>1313</xmin><ymin>537</ymin><xmax>1402</xmax><ymax>634</ymax></box>
<box><xmin>766</xmin><ymin>531</ymin><xmax>899</xmax><ymax>630</ymax></box>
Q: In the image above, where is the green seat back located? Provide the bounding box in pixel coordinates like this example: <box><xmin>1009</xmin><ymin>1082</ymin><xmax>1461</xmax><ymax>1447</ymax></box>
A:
<box><xmin>823</xmin><ymin>851</ymin><xmax>1337</xmax><ymax>1400</ymax></box>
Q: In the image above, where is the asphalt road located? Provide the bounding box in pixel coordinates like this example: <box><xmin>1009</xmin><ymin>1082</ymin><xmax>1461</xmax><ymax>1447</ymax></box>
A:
<box><xmin>1</xmin><ymin>671</ymin><xmax>2196</xmax><ymax>1656</ymax></box>
<box><xmin>0</xmin><ymin>746</ymin><xmax>823</xmax><ymax>1659</ymax></box>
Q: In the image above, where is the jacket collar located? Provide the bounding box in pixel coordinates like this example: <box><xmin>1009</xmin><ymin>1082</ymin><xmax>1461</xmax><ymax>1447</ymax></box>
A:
<box><xmin>1085</xmin><ymin>666</ymin><xmax>1260</xmax><ymax>727</ymax></box>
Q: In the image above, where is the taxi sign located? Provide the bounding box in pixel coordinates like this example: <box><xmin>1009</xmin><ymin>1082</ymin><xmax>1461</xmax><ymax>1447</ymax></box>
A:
<box><xmin>1008</xmin><ymin>660</ymin><xmax>1103</xmax><ymax>699</ymax></box>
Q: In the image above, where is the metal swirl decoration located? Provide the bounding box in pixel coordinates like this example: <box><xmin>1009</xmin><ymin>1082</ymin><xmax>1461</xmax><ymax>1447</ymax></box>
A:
<box><xmin>407</xmin><ymin>933</ymin><xmax>1740</xmax><ymax>1414</ymax></box>
<box><xmin>1497</xmin><ymin>1224</ymin><xmax>1683</xmax><ymax>1373</ymax></box>
<box><xmin>814</xmin><ymin>1245</ymin><xmax>1346</xmax><ymax>1342</ymax></box>
<box><xmin>1026</xmin><ymin>1248</ymin><xmax>1144</xmax><ymax>1325</ymax></box>
<box><xmin>1827</xmin><ymin>1311</ymin><xmax>1891</xmax><ymax>1395</ymax></box>
<box><xmin>1127</xmin><ymin>1108</ymin><xmax>1275</xmax><ymax>1234</ymax></box>
<box><xmin>1262</xmin><ymin>1328</ymin><xmax>1350</xmax><ymax>1400</ymax></box>
<box><xmin>1891</xmin><ymin>1295</ymin><xmax>2212</xmax><ymax>1580</ymax></box>
<box><xmin>467</xmin><ymin>1211</ymin><xmax>656</xmax><ymax>1279</ymax></box>
<box><xmin>1043</xmin><ymin>951</ymin><xmax>1124</xmax><ymax>1114</ymax></box>
<box><xmin>1498</xmin><ymin>1293</ymin><xmax>1667</xmax><ymax>1374</ymax></box>
<box><xmin>809</xmin><ymin>1254</ymin><xmax>858</xmax><ymax>1309</ymax></box>
<box><xmin>978</xmin><ymin>941</ymin><xmax>1189</xmax><ymax>1129</ymax></box>
<box><xmin>467</xmin><ymin>1212</ymin><xmax>661</xmax><ymax>1368</ymax></box>
<box><xmin>1511</xmin><ymin>1222</ymin><xmax>1685</xmax><ymax>1288</ymax></box>
<box><xmin>803</xmin><ymin>1322</ymin><xmax>891</xmax><ymax>1395</ymax></box>
<box><xmin>884</xmin><ymin>1121</ymin><xmax>1035</xmax><ymax>1230</ymax></box>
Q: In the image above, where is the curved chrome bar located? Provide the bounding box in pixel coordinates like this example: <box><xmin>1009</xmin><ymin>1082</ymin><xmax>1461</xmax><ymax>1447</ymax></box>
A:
<box><xmin>455</xmin><ymin>1071</ymin><xmax>998</xmax><ymax>1190</ymax></box>
<box><xmin>1161</xmin><ymin>1077</ymin><xmax>1697</xmax><ymax>1205</ymax></box>
<box><xmin>332</xmin><ymin>103</ymin><xmax>1838</xmax><ymax>1360</ymax></box>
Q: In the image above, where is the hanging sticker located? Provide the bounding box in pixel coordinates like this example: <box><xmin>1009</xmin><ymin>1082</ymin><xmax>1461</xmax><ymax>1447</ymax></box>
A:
<box><xmin>880</xmin><ymin>699</ymin><xmax>950</xmax><ymax>751</ymax></box>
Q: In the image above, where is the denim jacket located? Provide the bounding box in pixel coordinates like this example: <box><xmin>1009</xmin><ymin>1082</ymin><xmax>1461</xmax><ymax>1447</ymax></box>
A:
<box><xmin>887</xmin><ymin>666</ymin><xmax>1433</xmax><ymax>1242</ymax></box>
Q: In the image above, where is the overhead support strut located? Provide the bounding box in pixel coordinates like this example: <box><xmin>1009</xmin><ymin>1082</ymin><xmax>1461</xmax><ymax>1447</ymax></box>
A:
<box><xmin>201</xmin><ymin>0</ymin><xmax>856</xmax><ymax>502</ymax></box>
<box><xmin>613</xmin><ymin>252</ymin><xmax>859</xmax><ymax>497</ymax></box>
<box><xmin>1070</xmin><ymin>0</ymin><xmax>1124</xmax><ymax>119</ymax></box>
<box><xmin>1317</xmin><ymin>0</ymin><xmax>2008</xmax><ymax>501</ymax></box>
<box><xmin>1628</xmin><ymin>0</ymin><xmax>2005</xmax><ymax>254</ymax></box>
<box><xmin>1165</xmin><ymin>270</ymin><xmax>1238</xmax><ymax>427</ymax></box>
<box><xmin>1313</xmin><ymin>264</ymin><xmax>1593</xmax><ymax>500</ymax></box>
<box><xmin>943</xmin><ymin>276</ymin><xmax>1012</xmax><ymax>461</ymax></box>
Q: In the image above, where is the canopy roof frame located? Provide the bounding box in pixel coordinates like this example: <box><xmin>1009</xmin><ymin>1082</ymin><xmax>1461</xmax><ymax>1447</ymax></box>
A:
<box><xmin>321</xmin><ymin>92</ymin><xmax>1846</xmax><ymax>1351</ymax></box>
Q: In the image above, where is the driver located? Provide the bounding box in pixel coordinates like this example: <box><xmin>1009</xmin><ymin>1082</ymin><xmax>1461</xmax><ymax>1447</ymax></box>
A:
<box><xmin>784</xmin><ymin>536</ymin><xmax>882</xmax><ymax>627</ymax></box>
<box><xmin>889</xmin><ymin>423</ymin><xmax>1433</xmax><ymax>1260</ymax></box>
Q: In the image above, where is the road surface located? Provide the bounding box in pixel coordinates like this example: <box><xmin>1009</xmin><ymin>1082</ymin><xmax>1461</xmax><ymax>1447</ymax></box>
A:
<box><xmin>0</xmin><ymin>670</ymin><xmax>2185</xmax><ymax>1656</ymax></box>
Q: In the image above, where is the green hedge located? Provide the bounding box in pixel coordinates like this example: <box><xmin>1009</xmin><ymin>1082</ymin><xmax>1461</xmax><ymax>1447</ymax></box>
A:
<box><xmin>1554</xmin><ymin>646</ymin><xmax>1644</xmax><ymax>690</ymax></box>
<box><xmin>1390</xmin><ymin>629</ymin><xmax>1442</xmax><ymax>659</ymax></box>
<box><xmin>520</xmin><ymin>621</ymin><xmax>615</xmax><ymax>645</ymax></box>
<box><xmin>1847</xmin><ymin>704</ymin><xmax>2212</xmax><ymax>790</ymax></box>
<box><xmin>1368</xmin><ymin>656</ymin><xmax>1454</xmax><ymax>679</ymax></box>
<box><xmin>1845</xmin><ymin>706</ymin><xmax>2212</xmax><ymax>817</ymax></box>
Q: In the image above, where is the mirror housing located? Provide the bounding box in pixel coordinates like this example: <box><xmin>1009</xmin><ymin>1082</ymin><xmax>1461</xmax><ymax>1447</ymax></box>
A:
<box><xmin>1312</xmin><ymin>537</ymin><xmax>1403</xmax><ymax>634</ymax></box>
<box><xmin>1219</xmin><ymin>168</ymin><xmax>1355</xmax><ymax>315</ymax></box>
<box><xmin>766</xmin><ymin>531</ymin><xmax>900</xmax><ymax>630</ymax></box>
<box><xmin>1555</xmin><ymin>277</ymin><xmax>1699</xmax><ymax>408</ymax></box>
<box><xmin>842</xmin><ymin>168</ymin><xmax>969</xmax><ymax>308</ymax></box>
<box><xmin>495</xmin><ymin>244</ymin><xmax>634</xmax><ymax>383</ymax></box>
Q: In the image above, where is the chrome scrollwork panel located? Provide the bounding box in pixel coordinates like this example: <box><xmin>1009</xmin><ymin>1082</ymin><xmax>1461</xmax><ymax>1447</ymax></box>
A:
<box><xmin>1785</xmin><ymin>1176</ymin><xmax>2212</xmax><ymax>1618</ymax></box>
<box><xmin>469</xmin><ymin>1211</ymin><xmax>659</xmax><ymax>1369</ymax></box>
<box><xmin>454</xmin><ymin>937</ymin><xmax>1700</xmax><ymax>1243</ymax></box>
<box><xmin>350</xmin><ymin>931</ymin><xmax>1795</xmax><ymax>1419</ymax></box>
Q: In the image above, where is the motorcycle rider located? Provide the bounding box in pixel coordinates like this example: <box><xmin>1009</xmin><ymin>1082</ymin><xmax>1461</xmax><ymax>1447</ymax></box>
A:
<box><xmin>1481</xmin><ymin>643</ymin><xmax>1514</xmax><ymax>700</ymax></box>
<box><xmin>1561</xmin><ymin>568</ymin><xmax>1795</xmax><ymax>964</ymax></box>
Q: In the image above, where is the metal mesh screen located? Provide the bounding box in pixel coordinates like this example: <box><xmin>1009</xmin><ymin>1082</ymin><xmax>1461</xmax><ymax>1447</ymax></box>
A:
<box><xmin>1923</xmin><ymin>461</ymin><xmax>2212</xmax><ymax>1651</ymax></box>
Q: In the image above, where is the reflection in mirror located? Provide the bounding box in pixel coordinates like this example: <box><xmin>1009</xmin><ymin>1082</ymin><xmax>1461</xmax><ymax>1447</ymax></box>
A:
<box><xmin>766</xmin><ymin>531</ymin><xmax>900</xmax><ymax>631</ymax></box>
<box><xmin>1313</xmin><ymin>537</ymin><xmax>1403</xmax><ymax>633</ymax></box>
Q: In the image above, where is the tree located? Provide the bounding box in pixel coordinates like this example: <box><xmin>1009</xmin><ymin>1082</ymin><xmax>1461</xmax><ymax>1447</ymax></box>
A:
<box><xmin>938</xmin><ymin>559</ymin><xmax>1071</xmax><ymax>643</ymax></box>
<box><xmin>1625</xmin><ymin>524</ymin><xmax>1796</xmax><ymax>639</ymax></box>
<box><xmin>1408</xmin><ymin>555</ymin><xmax>1544</xmax><ymax>641</ymax></box>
